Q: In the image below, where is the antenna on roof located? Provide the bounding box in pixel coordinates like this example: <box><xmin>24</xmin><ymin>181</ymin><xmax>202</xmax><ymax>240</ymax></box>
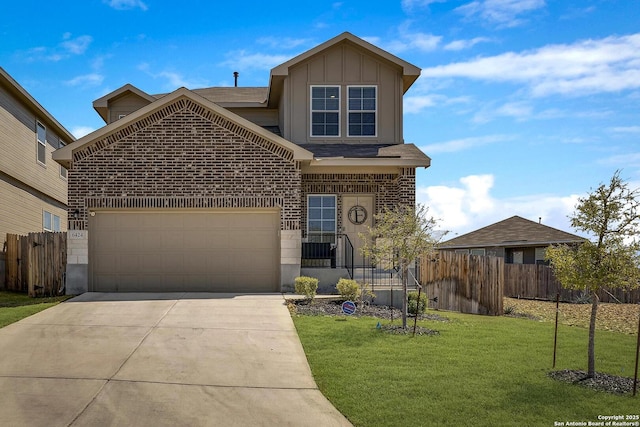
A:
<box><xmin>233</xmin><ymin>71</ymin><xmax>239</xmax><ymax>87</ymax></box>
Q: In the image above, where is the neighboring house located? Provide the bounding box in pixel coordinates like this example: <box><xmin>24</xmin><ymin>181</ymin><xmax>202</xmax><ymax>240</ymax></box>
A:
<box><xmin>438</xmin><ymin>216</ymin><xmax>585</xmax><ymax>264</ymax></box>
<box><xmin>0</xmin><ymin>67</ymin><xmax>73</xmax><ymax>245</ymax></box>
<box><xmin>53</xmin><ymin>32</ymin><xmax>430</xmax><ymax>294</ymax></box>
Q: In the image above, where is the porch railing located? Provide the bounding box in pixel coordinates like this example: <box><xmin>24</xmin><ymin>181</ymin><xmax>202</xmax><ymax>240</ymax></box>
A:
<box><xmin>301</xmin><ymin>234</ymin><xmax>354</xmax><ymax>279</ymax></box>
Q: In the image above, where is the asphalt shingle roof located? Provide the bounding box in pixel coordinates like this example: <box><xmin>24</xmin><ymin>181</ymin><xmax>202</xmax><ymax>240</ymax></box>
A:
<box><xmin>439</xmin><ymin>215</ymin><xmax>586</xmax><ymax>248</ymax></box>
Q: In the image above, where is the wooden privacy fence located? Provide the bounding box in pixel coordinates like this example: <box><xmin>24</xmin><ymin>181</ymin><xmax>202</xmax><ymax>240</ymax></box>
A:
<box><xmin>4</xmin><ymin>232</ymin><xmax>67</xmax><ymax>297</ymax></box>
<box><xmin>420</xmin><ymin>251</ymin><xmax>504</xmax><ymax>316</ymax></box>
<box><xmin>504</xmin><ymin>263</ymin><xmax>640</xmax><ymax>303</ymax></box>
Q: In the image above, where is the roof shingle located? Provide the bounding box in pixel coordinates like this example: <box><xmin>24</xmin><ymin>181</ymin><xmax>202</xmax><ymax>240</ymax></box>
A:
<box><xmin>439</xmin><ymin>216</ymin><xmax>586</xmax><ymax>248</ymax></box>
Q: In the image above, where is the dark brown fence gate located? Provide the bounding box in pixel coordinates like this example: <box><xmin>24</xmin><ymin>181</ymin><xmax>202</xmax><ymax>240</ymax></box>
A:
<box><xmin>4</xmin><ymin>232</ymin><xmax>67</xmax><ymax>297</ymax></box>
<box><xmin>420</xmin><ymin>251</ymin><xmax>504</xmax><ymax>316</ymax></box>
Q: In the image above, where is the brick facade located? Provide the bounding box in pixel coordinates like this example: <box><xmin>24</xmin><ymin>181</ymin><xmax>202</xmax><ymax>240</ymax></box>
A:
<box><xmin>68</xmin><ymin>100</ymin><xmax>301</xmax><ymax>231</ymax></box>
<box><xmin>300</xmin><ymin>168</ymin><xmax>416</xmax><ymax>237</ymax></box>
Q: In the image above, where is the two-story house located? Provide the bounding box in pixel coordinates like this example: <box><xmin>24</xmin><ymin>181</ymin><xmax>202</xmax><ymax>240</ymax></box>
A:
<box><xmin>1</xmin><ymin>67</ymin><xmax>72</xmax><ymax>246</ymax></box>
<box><xmin>53</xmin><ymin>32</ymin><xmax>431</xmax><ymax>294</ymax></box>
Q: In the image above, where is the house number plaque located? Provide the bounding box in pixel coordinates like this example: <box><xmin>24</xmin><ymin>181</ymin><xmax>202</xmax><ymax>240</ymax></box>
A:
<box><xmin>348</xmin><ymin>205</ymin><xmax>367</xmax><ymax>225</ymax></box>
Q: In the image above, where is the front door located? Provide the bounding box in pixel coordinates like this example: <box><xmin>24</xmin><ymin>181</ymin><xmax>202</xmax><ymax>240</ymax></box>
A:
<box><xmin>342</xmin><ymin>195</ymin><xmax>374</xmax><ymax>267</ymax></box>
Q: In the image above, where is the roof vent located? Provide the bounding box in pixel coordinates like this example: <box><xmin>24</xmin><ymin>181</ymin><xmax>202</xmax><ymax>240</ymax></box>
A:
<box><xmin>233</xmin><ymin>71</ymin><xmax>239</xmax><ymax>87</ymax></box>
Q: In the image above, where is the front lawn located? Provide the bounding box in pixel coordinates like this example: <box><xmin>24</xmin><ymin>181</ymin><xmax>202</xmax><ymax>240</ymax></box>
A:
<box><xmin>292</xmin><ymin>309</ymin><xmax>639</xmax><ymax>427</ymax></box>
<box><xmin>0</xmin><ymin>291</ymin><xmax>72</xmax><ymax>328</ymax></box>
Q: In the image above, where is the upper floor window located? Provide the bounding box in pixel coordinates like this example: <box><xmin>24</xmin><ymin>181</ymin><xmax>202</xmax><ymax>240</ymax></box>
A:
<box><xmin>59</xmin><ymin>140</ymin><xmax>68</xmax><ymax>179</ymax></box>
<box><xmin>348</xmin><ymin>86</ymin><xmax>376</xmax><ymax>137</ymax></box>
<box><xmin>36</xmin><ymin>121</ymin><xmax>46</xmax><ymax>165</ymax></box>
<box><xmin>311</xmin><ymin>86</ymin><xmax>340</xmax><ymax>137</ymax></box>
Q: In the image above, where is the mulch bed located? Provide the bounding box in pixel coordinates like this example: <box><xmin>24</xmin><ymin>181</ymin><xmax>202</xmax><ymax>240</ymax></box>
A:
<box><xmin>288</xmin><ymin>298</ymin><xmax>448</xmax><ymax>336</ymax></box>
<box><xmin>548</xmin><ymin>369</ymin><xmax>637</xmax><ymax>395</ymax></box>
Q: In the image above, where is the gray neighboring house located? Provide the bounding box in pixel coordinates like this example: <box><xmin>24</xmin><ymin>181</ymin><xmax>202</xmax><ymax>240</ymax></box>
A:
<box><xmin>53</xmin><ymin>32</ymin><xmax>432</xmax><ymax>294</ymax></box>
<box><xmin>438</xmin><ymin>215</ymin><xmax>585</xmax><ymax>264</ymax></box>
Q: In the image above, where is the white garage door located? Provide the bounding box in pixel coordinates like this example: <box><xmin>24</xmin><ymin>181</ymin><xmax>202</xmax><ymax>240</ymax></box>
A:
<box><xmin>89</xmin><ymin>210</ymin><xmax>280</xmax><ymax>292</ymax></box>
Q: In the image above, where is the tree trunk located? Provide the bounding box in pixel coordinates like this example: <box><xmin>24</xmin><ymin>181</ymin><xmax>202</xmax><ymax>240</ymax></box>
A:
<box><xmin>402</xmin><ymin>263</ymin><xmax>408</xmax><ymax>329</ymax></box>
<box><xmin>587</xmin><ymin>291</ymin><xmax>600</xmax><ymax>378</ymax></box>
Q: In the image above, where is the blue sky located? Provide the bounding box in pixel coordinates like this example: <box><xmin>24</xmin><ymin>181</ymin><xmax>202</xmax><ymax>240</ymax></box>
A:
<box><xmin>2</xmin><ymin>0</ymin><xmax>639</xmax><ymax>238</ymax></box>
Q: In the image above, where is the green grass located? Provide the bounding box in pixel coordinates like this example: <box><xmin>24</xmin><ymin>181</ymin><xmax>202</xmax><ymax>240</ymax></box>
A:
<box><xmin>292</xmin><ymin>311</ymin><xmax>639</xmax><ymax>427</ymax></box>
<box><xmin>0</xmin><ymin>291</ymin><xmax>71</xmax><ymax>328</ymax></box>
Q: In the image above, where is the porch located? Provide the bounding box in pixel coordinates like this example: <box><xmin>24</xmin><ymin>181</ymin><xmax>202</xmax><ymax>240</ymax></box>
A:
<box><xmin>300</xmin><ymin>236</ymin><xmax>417</xmax><ymax>294</ymax></box>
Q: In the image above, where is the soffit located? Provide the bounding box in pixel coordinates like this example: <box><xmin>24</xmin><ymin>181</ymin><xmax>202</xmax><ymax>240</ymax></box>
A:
<box><xmin>92</xmin><ymin>84</ymin><xmax>156</xmax><ymax>123</ymax></box>
<box><xmin>267</xmin><ymin>32</ymin><xmax>421</xmax><ymax>107</ymax></box>
<box><xmin>0</xmin><ymin>67</ymin><xmax>75</xmax><ymax>142</ymax></box>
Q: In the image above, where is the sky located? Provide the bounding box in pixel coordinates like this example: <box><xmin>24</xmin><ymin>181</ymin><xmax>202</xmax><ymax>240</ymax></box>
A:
<box><xmin>1</xmin><ymin>0</ymin><xmax>639</xmax><ymax>239</ymax></box>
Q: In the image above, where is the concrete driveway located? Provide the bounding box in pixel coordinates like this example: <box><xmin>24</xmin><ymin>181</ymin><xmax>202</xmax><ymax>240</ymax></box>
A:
<box><xmin>0</xmin><ymin>293</ymin><xmax>352</xmax><ymax>427</ymax></box>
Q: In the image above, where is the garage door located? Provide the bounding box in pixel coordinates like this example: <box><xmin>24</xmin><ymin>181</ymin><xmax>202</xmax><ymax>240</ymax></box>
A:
<box><xmin>89</xmin><ymin>210</ymin><xmax>279</xmax><ymax>292</ymax></box>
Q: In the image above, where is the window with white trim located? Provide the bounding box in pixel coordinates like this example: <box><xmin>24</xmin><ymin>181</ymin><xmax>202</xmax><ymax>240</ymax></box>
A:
<box><xmin>59</xmin><ymin>140</ymin><xmax>68</xmax><ymax>179</ymax></box>
<box><xmin>348</xmin><ymin>86</ymin><xmax>376</xmax><ymax>136</ymax></box>
<box><xmin>307</xmin><ymin>195</ymin><xmax>336</xmax><ymax>243</ymax></box>
<box><xmin>36</xmin><ymin>121</ymin><xmax>46</xmax><ymax>165</ymax></box>
<box><xmin>43</xmin><ymin>211</ymin><xmax>61</xmax><ymax>232</ymax></box>
<box><xmin>470</xmin><ymin>248</ymin><xmax>486</xmax><ymax>256</ymax></box>
<box><xmin>311</xmin><ymin>86</ymin><xmax>340</xmax><ymax>137</ymax></box>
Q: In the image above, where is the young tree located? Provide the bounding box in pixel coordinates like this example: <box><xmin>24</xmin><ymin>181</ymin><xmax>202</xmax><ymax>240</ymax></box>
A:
<box><xmin>360</xmin><ymin>204</ymin><xmax>447</xmax><ymax>329</ymax></box>
<box><xmin>546</xmin><ymin>171</ymin><xmax>640</xmax><ymax>378</ymax></box>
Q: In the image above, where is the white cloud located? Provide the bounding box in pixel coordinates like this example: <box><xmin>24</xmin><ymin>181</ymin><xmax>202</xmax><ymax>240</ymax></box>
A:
<box><xmin>71</xmin><ymin>126</ymin><xmax>96</xmax><ymax>139</ymax></box>
<box><xmin>20</xmin><ymin>34</ymin><xmax>93</xmax><ymax>62</ymax></box>
<box><xmin>384</xmin><ymin>32</ymin><xmax>442</xmax><ymax>53</ymax></box>
<box><xmin>404</xmin><ymin>92</ymin><xmax>471</xmax><ymax>114</ymax></box>
<box><xmin>61</xmin><ymin>34</ymin><xmax>93</xmax><ymax>55</ymax></box>
<box><xmin>404</xmin><ymin>96</ymin><xmax>437</xmax><ymax>113</ymax></box>
<box><xmin>401</xmin><ymin>0</ymin><xmax>446</xmax><ymax>13</ymax></box>
<box><xmin>64</xmin><ymin>73</ymin><xmax>104</xmax><ymax>87</ymax></box>
<box><xmin>417</xmin><ymin>174</ymin><xmax>580</xmax><ymax>237</ymax></box>
<box><xmin>138</xmin><ymin>64</ymin><xmax>209</xmax><ymax>89</ymax></box>
<box><xmin>220</xmin><ymin>51</ymin><xmax>291</xmax><ymax>72</ymax></box>
<box><xmin>444</xmin><ymin>37</ymin><xmax>492</xmax><ymax>51</ymax></box>
<box><xmin>608</xmin><ymin>126</ymin><xmax>640</xmax><ymax>134</ymax></box>
<box><xmin>104</xmin><ymin>0</ymin><xmax>148</xmax><ymax>10</ymax></box>
<box><xmin>599</xmin><ymin>152</ymin><xmax>640</xmax><ymax>168</ymax></box>
<box><xmin>257</xmin><ymin>37</ymin><xmax>311</xmax><ymax>50</ymax></box>
<box><xmin>473</xmin><ymin>101</ymin><xmax>533</xmax><ymax>123</ymax></box>
<box><xmin>421</xmin><ymin>33</ymin><xmax>640</xmax><ymax>97</ymax></box>
<box><xmin>456</xmin><ymin>0</ymin><xmax>546</xmax><ymax>28</ymax></box>
<box><xmin>420</xmin><ymin>134</ymin><xmax>513</xmax><ymax>154</ymax></box>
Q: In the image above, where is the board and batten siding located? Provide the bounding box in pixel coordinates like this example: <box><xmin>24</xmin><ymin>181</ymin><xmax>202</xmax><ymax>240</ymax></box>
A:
<box><xmin>285</xmin><ymin>42</ymin><xmax>403</xmax><ymax>145</ymax></box>
<box><xmin>107</xmin><ymin>92</ymin><xmax>153</xmax><ymax>124</ymax></box>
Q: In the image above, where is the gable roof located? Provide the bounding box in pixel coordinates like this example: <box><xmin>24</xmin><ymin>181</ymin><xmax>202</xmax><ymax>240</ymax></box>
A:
<box><xmin>267</xmin><ymin>32</ymin><xmax>421</xmax><ymax>108</ymax></box>
<box><xmin>93</xmin><ymin>83</ymin><xmax>156</xmax><ymax>122</ymax></box>
<box><xmin>270</xmin><ymin>32</ymin><xmax>421</xmax><ymax>92</ymax></box>
<box><xmin>0</xmin><ymin>67</ymin><xmax>75</xmax><ymax>142</ymax></box>
<box><xmin>439</xmin><ymin>216</ymin><xmax>586</xmax><ymax>249</ymax></box>
<box><xmin>54</xmin><ymin>87</ymin><xmax>313</xmax><ymax>169</ymax></box>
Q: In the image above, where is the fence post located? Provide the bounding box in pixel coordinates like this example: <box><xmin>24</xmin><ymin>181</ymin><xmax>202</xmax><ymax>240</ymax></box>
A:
<box><xmin>553</xmin><ymin>293</ymin><xmax>560</xmax><ymax>369</ymax></box>
<box><xmin>633</xmin><ymin>307</ymin><xmax>639</xmax><ymax>397</ymax></box>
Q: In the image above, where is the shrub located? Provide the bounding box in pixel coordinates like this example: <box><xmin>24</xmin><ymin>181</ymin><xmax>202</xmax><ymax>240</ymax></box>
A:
<box><xmin>407</xmin><ymin>291</ymin><xmax>427</xmax><ymax>315</ymax></box>
<box><xmin>294</xmin><ymin>276</ymin><xmax>318</xmax><ymax>301</ymax></box>
<box><xmin>336</xmin><ymin>278</ymin><xmax>360</xmax><ymax>301</ymax></box>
